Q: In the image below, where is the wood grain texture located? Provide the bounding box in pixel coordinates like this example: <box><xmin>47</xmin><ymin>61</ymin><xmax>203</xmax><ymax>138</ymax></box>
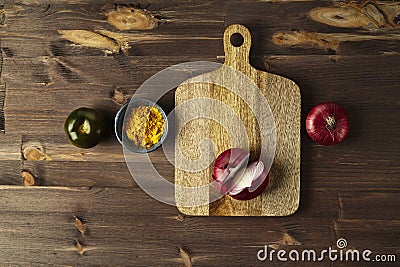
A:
<box><xmin>1</xmin><ymin>1</ymin><xmax>224</xmax><ymax>58</ymax></box>
<box><xmin>0</xmin><ymin>84</ymin><xmax>4</xmax><ymax>133</ymax></box>
<box><xmin>226</xmin><ymin>0</ymin><xmax>400</xmax><ymax>59</ymax></box>
<box><xmin>0</xmin><ymin>186</ymin><xmax>339</xmax><ymax>266</ymax></box>
<box><xmin>0</xmin><ymin>134</ymin><xmax>22</xmax><ymax>184</ymax></box>
<box><xmin>1</xmin><ymin>56</ymin><xmax>217</xmax><ymax>89</ymax></box>
<box><xmin>2</xmin><ymin>0</ymin><xmax>400</xmax><ymax>60</ymax></box>
<box><xmin>175</xmin><ymin>24</ymin><xmax>301</xmax><ymax>216</ymax></box>
<box><xmin>0</xmin><ymin>2</ymin><xmax>5</xmax><ymax>133</ymax></box>
<box><xmin>0</xmin><ymin>0</ymin><xmax>399</xmax><ymax>265</ymax></box>
<box><xmin>339</xmin><ymin>191</ymin><xmax>400</xmax><ymax>220</ymax></box>
<box><xmin>0</xmin><ymin>186</ymin><xmax>398</xmax><ymax>266</ymax></box>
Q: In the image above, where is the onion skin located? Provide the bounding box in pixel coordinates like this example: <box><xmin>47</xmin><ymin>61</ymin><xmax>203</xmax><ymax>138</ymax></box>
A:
<box><xmin>306</xmin><ymin>102</ymin><xmax>350</xmax><ymax>146</ymax></box>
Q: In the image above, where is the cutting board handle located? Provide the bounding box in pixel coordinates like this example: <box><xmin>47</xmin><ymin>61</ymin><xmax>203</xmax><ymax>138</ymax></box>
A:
<box><xmin>224</xmin><ymin>24</ymin><xmax>252</xmax><ymax>70</ymax></box>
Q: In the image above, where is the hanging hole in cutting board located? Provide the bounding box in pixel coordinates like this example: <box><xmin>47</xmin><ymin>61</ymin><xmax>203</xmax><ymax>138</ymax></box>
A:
<box><xmin>230</xmin><ymin>33</ymin><xmax>244</xmax><ymax>47</ymax></box>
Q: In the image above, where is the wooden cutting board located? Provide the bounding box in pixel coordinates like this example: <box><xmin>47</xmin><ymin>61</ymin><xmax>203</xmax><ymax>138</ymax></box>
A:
<box><xmin>175</xmin><ymin>24</ymin><xmax>301</xmax><ymax>216</ymax></box>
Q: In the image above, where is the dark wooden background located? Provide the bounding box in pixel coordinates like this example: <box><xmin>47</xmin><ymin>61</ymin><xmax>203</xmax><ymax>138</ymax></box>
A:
<box><xmin>0</xmin><ymin>0</ymin><xmax>399</xmax><ymax>266</ymax></box>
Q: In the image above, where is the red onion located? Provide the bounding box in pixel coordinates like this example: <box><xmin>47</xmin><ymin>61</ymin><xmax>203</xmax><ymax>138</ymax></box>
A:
<box><xmin>212</xmin><ymin>148</ymin><xmax>249</xmax><ymax>195</ymax></box>
<box><xmin>229</xmin><ymin>161</ymin><xmax>269</xmax><ymax>201</ymax></box>
<box><xmin>306</xmin><ymin>102</ymin><xmax>350</xmax><ymax>146</ymax></box>
<box><xmin>212</xmin><ymin>148</ymin><xmax>269</xmax><ymax>201</ymax></box>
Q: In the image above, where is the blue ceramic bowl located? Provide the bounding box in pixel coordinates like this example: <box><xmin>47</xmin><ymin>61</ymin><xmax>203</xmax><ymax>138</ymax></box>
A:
<box><xmin>114</xmin><ymin>98</ymin><xmax>168</xmax><ymax>153</ymax></box>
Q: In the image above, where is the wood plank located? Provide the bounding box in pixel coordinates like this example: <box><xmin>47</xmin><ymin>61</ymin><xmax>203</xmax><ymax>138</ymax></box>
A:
<box><xmin>0</xmin><ymin>0</ymin><xmax>5</xmax><ymax>134</ymax></box>
<box><xmin>0</xmin><ymin>134</ymin><xmax>22</xmax><ymax>185</ymax></box>
<box><xmin>21</xmin><ymin>161</ymin><xmax>134</xmax><ymax>188</ymax></box>
<box><xmin>0</xmin><ymin>160</ymin><xmax>22</xmax><ymax>185</ymax></box>
<box><xmin>5</xmin><ymin>85</ymin><xmax>122</xmax><ymax>114</ymax></box>
<box><xmin>3</xmin><ymin>1</ymin><xmax>224</xmax><ymax>34</ymax></box>
<box><xmin>17</xmin><ymin>133</ymin><xmax>173</xmax><ymax>187</ymax></box>
<box><xmin>4</xmin><ymin>54</ymin><xmax>398</xmax><ymax>105</ymax></box>
<box><xmin>1</xmin><ymin>1</ymin><xmax>225</xmax><ymax>58</ymax></box>
<box><xmin>0</xmin><ymin>188</ymin><xmax>396</xmax><ymax>266</ymax></box>
<box><xmin>296</xmin><ymin>189</ymin><xmax>339</xmax><ymax>219</ymax></box>
<box><xmin>339</xmin><ymin>192</ymin><xmax>400</xmax><ymax>221</ymax></box>
<box><xmin>1</xmin><ymin>55</ymin><xmax>218</xmax><ymax>89</ymax></box>
<box><xmin>331</xmin><ymin>220</ymin><xmax>400</xmax><ymax>266</ymax></box>
<box><xmin>0</xmin><ymin>109</ymin><xmax>4</xmax><ymax>134</ymax></box>
<box><xmin>1</xmin><ymin>32</ymin><xmax>223</xmax><ymax>58</ymax></box>
<box><xmin>4</xmin><ymin>85</ymin><xmax>123</xmax><ymax>138</ymax></box>
<box><xmin>0</xmin><ymin>133</ymin><xmax>21</xmax><ymax>160</ymax></box>
<box><xmin>0</xmin><ymin>84</ymin><xmax>5</xmax><ymax>111</ymax></box>
<box><xmin>4</xmin><ymin>1</ymin><xmax>400</xmax><ymax>59</ymax></box>
<box><xmin>20</xmin><ymin>150</ymin><xmax>174</xmax><ymax>188</ymax></box>
<box><xmin>226</xmin><ymin>1</ymin><xmax>400</xmax><ymax>55</ymax></box>
<box><xmin>0</xmin><ymin>186</ymin><xmax>338</xmax><ymax>266</ymax></box>
<box><xmin>21</xmin><ymin>134</ymin><xmax>124</xmax><ymax>162</ymax></box>
<box><xmin>264</xmin><ymin>55</ymin><xmax>400</xmax><ymax>92</ymax></box>
<box><xmin>333</xmin><ymin>219</ymin><xmax>400</xmax><ymax>255</ymax></box>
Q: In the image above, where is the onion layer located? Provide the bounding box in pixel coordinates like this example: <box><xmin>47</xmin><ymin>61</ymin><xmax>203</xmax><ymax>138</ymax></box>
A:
<box><xmin>212</xmin><ymin>148</ymin><xmax>250</xmax><ymax>195</ymax></box>
<box><xmin>212</xmin><ymin>149</ymin><xmax>269</xmax><ymax>201</ymax></box>
<box><xmin>229</xmin><ymin>161</ymin><xmax>269</xmax><ymax>201</ymax></box>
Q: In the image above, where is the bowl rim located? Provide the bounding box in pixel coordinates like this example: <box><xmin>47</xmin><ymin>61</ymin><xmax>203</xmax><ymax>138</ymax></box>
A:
<box><xmin>114</xmin><ymin>98</ymin><xmax>168</xmax><ymax>153</ymax></box>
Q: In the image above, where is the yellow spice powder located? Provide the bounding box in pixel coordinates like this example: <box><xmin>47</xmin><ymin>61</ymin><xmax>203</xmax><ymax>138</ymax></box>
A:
<box><xmin>125</xmin><ymin>105</ymin><xmax>165</xmax><ymax>149</ymax></box>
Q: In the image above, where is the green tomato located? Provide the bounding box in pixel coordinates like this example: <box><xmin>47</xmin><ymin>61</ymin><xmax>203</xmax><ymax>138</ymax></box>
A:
<box><xmin>64</xmin><ymin>107</ymin><xmax>105</xmax><ymax>149</ymax></box>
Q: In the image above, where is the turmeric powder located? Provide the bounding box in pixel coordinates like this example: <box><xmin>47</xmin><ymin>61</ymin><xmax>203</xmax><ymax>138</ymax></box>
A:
<box><xmin>125</xmin><ymin>105</ymin><xmax>165</xmax><ymax>149</ymax></box>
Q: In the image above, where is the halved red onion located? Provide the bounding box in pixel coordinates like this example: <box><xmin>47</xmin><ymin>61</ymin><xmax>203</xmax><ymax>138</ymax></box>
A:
<box><xmin>212</xmin><ymin>148</ymin><xmax>250</xmax><ymax>195</ymax></box>
<box><xmin>212</xmin><ymin>149</ymin><xmax>269</xmax><ymax>201</ymax></box>
<box><xmin>229</xmin><ymin>161</ymin><xmax>269</xmax><ymax>201</ymax></box>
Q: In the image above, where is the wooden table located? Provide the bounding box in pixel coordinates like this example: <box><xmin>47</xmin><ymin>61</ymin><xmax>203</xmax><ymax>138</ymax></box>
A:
<box><xmin>0</xmin><ymin>0</ymin><xmax>399</xmax><ymax>266</ymax></box>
